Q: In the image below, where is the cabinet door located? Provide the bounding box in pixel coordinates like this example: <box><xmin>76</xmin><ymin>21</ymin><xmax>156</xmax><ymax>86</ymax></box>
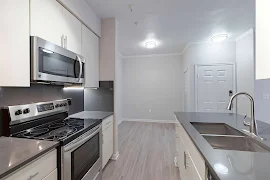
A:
<box><xmin>62</xmin><ymin>8</ymin><xmax>82</xmax><ymax>54</ymax></box>
<box><xmin>42</xmin><ymin>169</ymin><xmax>57</xmax><ymax>180</ymax></box>
<box><xmin>177</xmin><ymin>136</ymin><xmax>189</xmax><ymax>180</ymax></box>
<box><xmin>82</xmin><ymin>25</ymin><xmax>100</xmax><ymax>88</ymax></box>
<box><xmin>102</xmin><ymin>125</ymin><xmax>113</xmax><ymax>168</ymax></box>
<box><xmin>30</xmin><ymin>0</ymin><xmax>64</xmax><ymax>46</ymax></box>
<box><xmin>0</xmin><ymin>0</ymin><xmax>30</xmax><ymax>87</ymax></box>
<box><xmin>187</xmin><ymin>157</ymin><xmax>203</xmax><ymax>180</ymax></box>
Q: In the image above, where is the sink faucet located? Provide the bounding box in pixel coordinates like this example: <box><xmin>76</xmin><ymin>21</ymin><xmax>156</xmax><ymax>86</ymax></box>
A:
<box><xmin>227</xmin><ymin>92</ymin><xmax>259</xmax><ymax>137</ymax></box>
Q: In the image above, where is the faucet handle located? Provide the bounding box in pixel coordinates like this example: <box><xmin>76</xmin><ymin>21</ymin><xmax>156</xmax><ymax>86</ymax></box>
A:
<box><xmin>243</xmin><ymin>120</ymin><xmax>251</xmax><ymax>127</ymax></box>
<box><xmin>244</xmin><ymin>114</ymin><xmax>247</xmax><ymax>119</ymax></box>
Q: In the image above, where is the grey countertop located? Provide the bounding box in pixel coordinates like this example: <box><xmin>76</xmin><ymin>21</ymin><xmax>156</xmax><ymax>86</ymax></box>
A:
<box><xmin>174</xmin><ymin>112</ymin><xmax>270</xmax><ymax>180</ymax></box>
<box><xmin>69</xmin><ymin>111</ymin><xmax>114</xmax><ymax>120</ymax></box>
<box><xmin>0</xmin><ymin>137</ymin><xmax>59</xmax><ymax>179</ymax></box>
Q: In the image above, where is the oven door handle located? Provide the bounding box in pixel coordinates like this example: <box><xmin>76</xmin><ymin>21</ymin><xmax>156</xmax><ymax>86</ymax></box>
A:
<box><xmin>64</xmin><ymin>125</ymin><xmax>101</xmax><ymax>153</ymax></box>
<box><xmin>76</xmin><ymin>55</ymin><xmax>82</xmax><ymax>82</ymax></box>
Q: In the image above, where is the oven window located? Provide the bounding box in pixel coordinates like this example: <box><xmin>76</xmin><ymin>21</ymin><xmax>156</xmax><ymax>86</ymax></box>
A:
<box><xmin>71</xmin><ymin>133</ymin><xmax>100</xmax><ymax>180</ymax></box>
<box><xmin>39</xmin><ymin>48</ymin><xmax>83</xmax><ymax>78</ymax></box>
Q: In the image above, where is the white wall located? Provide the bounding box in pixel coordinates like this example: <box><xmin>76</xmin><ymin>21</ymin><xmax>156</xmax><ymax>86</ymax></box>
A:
<box><xmin>182</xmin><ymin>42</ymin><xmax>236</xmax><ymax>111</ymax></box>
<box><xmin>57</xmin><ymin>0</ymin><xmax>101</xmax><ymax>36</ymax></box>
<box><xmin>115</xmin><ymin>51</ymin><xmax>123</xmax><ymax>125</ymax></box>
<box><xmin>236</xmin><ymin>29</ymin><xmax>255</xmax><ymax>117</ymax></box>
<box><xmin>122</xmin><ymin>55</ymin><xmax>183</xmax><ymax>121</ymax></box>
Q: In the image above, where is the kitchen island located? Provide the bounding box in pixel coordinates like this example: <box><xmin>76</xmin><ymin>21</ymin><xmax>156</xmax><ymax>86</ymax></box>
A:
<box><xmin>174</xmin><ymin>112</ymin><xmax>270</xmax><ymax>180</ymax></box>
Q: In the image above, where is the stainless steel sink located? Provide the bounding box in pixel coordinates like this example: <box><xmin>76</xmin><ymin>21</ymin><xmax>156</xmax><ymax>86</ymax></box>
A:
<box><xmin>191</xmin><ymin>122</ymin><xmax>244</xmax><ymax>136</ymax></box>
<box><xmin>202</xmin><ymin>135</ymin><xmax>270</xmax><ymax>152</ymax></box>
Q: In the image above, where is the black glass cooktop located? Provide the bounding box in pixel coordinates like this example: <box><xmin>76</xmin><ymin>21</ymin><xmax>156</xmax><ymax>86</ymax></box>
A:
<box><xmin>12</xmin><ymin>118</ymin><xmax>101</xmax><ymax>145</ymax></box>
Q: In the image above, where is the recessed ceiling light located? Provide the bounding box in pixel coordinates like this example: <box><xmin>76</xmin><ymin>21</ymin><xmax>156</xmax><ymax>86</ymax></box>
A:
<box><xmin>145</xmin><ymin>41</ymin><xmax>157</xmax><ymax>49</ymax></box>
<box><xmin>211</xmin><ymin>34</ymin><xmax>228</xmax><ymax>43</ymax></box>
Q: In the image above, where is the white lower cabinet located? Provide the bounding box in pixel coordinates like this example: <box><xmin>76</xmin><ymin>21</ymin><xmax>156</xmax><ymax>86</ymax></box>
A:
<box><xmin>42</xmin><ymin>169</ymin><xmax>57</xmax><ymax>180</ymax></box>
<box><xmin>175</xmin><ymin>119</ymin><xmax>205</xmax><ymax>180</ymax></box>
<box><xmin>102</xmin><ymin>115</ymin><xmax>114</xmax><ymax>168</ymax></box>
<box><xmin>4</xmin><ymin>150</ymin><xmax>57</xmax><ymax>180</ymax></box>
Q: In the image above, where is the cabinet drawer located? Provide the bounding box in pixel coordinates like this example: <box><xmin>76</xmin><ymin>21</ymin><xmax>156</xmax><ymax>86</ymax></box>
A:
<box><xmin>177</xmin><ymin>123</ymin><xmax>205</xmax><ymax>180</ymax></box>
<box><xmin>42</xmin><ymin>169</ymin><xmax>57</xmax><ymax>180</ymax></box>
<box><xmin>102</xmin><ymin>115</ymin><xmax>113</xmax><ymax>131</ymax></box>
<box><xmin>102</xmin><ymin>125</ymin><xmax>114</xmax><ymax>168</ymax></box>
<box><xmin>5</xmin><ymin>150</ymin><xmax>57</xmax><ymax>180</ymax></box>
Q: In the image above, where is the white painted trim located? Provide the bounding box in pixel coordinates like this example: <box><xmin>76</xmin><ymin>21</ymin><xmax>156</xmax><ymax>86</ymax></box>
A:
<box><xmin>235</xmin><ymin>28</ymin><xmax>254</xmax><ymax>42</ymax></box>
<box><xmin>123</xmin><ymin>118</ymin><xmax>176</xmax><ymax>124</ymax></box>
<box><xmin>194</xmin><ymin>63</ymin><xmax>237</xmax><ymax>113</ymax></box>
<box><xmin>111</xmin><ymin>151</ymin><xmax>120</xmax><ymax>161</ymax></box>
<box><xmin>123</xmin><ymin>53</ymin><xmax>182</xmax><ymax>59</ymax></box>
<box><xmin>117</xmin><ymin>50</ymin><xmax>124</xmax><ymax>58</ymax></box>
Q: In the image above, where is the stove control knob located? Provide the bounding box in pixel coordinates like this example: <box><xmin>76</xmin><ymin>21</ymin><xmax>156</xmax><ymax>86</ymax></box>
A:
<box><xmin>64</xmin><ymin>103</ymin><xmax>67</xmax><ymax>106</ymax></box>
<box><xmin>55</xmin><ymin>104</ymin><xmax>60</xmax><ymax>108</ymax></box>
<box><xmin>23</xmin><ymin>108</ymin><xmax>30</xmax><ymax>114</ymax></box>
<box><xmin>15</xmin><ymin>109</ymin><xmax>22</xmax><ymax>116</ymax></box>
<box><xmin>60</xmin><ymin>104</ymin><xmax>63</xmax><ymax>107</ymax></box>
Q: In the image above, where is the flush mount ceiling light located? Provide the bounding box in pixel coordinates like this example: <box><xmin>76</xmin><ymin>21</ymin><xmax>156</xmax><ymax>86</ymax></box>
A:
<box><xmin>145</xmin><ymin>41</ymin><xmax>157</xmax><ymax>49</ymax></box>
<box><xmin>211</xmin><ymin>34</ymin><xmax>228</xmax><ymax>43</ymax></box>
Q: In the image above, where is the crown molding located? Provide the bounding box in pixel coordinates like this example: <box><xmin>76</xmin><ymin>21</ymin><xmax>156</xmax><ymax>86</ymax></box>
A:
<box><xmin>235</xmin><ymin>28</ymin><xmax>254</xmax><ymax>42</ymax></box>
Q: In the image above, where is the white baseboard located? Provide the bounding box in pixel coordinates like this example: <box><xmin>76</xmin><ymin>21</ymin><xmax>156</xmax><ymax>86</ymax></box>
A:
<box><xmin>111</xmin><ymin>151</ymin><xmax>120</xmax><ymax>161</ymax></box>
<box><xmin>123</xmin><ymin>118</ymin><xmax>176</xmax><ymax>124</ymax></box>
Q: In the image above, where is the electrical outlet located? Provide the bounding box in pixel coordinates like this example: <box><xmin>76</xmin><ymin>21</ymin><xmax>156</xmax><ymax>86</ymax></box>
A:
<box><xmin>263</xmin><ymin>93</ymin><xmax>270</xmax><ymax>100</ymax></box>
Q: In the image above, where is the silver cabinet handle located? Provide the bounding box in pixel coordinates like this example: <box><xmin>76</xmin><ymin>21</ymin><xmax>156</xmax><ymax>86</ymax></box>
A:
<box><xmin>184</xmin><ymin>151</ymin><xmax>187</xmax><ymax>169</ymax></box>
<box><xmin>64</xmin><ymin>36</ymin><xmax>67</xmax><ymax>49</ymax></box>
<box><xmin>27</xmin><ymin>172</ymin><xmax>39</xmax><ymax>180</ymax></box>
<box><xmin>61</xmin><ymin>35</ymin><xmax>64</xmax><ymax>47</ymax></box>
<box><xmin>76</xmin><ymin>55</ymin><xmax>82</xmax><ymax>82</ymax></box>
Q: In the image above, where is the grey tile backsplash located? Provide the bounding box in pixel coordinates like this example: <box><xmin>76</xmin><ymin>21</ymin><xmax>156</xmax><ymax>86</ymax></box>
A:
<box><xmin>0</xmin><ymin>84</ymin><xmax>84</xmax><ymax>115</ymax></box>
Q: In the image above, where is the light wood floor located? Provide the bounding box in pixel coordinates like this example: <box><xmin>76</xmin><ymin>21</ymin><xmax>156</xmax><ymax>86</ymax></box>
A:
<box><xmin>102</xmin><ymin>121</ymin><xmax>180</xmax><ymax>180</ymax></box>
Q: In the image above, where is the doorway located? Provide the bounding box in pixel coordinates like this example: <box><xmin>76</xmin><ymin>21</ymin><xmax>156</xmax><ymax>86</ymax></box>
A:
<box><xmin>195</xmin><ymin>64</ymin><xmax>236</xmax><ymax>113</ymax></box>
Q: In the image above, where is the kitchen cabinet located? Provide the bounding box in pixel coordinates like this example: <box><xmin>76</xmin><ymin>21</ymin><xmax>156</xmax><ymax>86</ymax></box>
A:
<box><xmin>255</xmin><ymin>0</ymin><xmax>270</xmax><ymax>80</ymax></box>
<box><xmin>102</xmin><ymin>115</ymin><xmax>114</xmax><ymax>168</ymax></box>
<box><xmin>4</xmin><ymin>150</ymin><xmax>57</xmax><ymax>180</ymax></box>
<box><xmin>175</xmin><ymin>119</ymin><xmax>205</xmax><ymax>180</ymax></box>
<box><xmin>0</xmin><ymin>0</ymin><xmax>30</xmax><ymax>87</ymax></box>
<box><xmin>82</xmin><ymin>25</ymin><xmax>100</xmax><ymax>87</ymax></box>
<box><xmin>62</xmin><ymin>8</ymin><xmax>82</xmax><ymax>54</ymax></box>
<box><xmin>30</xmin><ymin>0</ymin><xmax>64</xmax><ymax>47</ymax></box>
<box><xmin>31</xmin><ymin>0</ymin><xmax>82</xmax><ymax>54</ymax></box>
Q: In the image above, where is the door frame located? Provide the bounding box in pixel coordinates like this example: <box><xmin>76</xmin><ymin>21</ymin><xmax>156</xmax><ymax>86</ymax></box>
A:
<box><xmin>194</xmin><ymin>63</ymin><xmax>237</xmax><ymax>113</ymax></box>
<box><xmin>183</xmin><ymin>68</ymin><xmax>189</xmax><ymax>112</ymax></box>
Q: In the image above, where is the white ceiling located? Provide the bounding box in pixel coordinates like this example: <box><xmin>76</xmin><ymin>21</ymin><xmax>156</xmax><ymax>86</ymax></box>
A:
<box><xmin>87</xmin><ymin>0</ymin><xmax>255</xmax><ymax>56</ymax></box>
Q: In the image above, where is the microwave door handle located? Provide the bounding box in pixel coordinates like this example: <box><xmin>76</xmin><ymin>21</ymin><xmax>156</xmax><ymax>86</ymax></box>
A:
<box><xmin>64</xmin><ymin>126</ymin><xmax>101</xmax><ymax>153</ymax></box>
<box><xmin>76</xmin><ymin>55</ymin><xmax>82</xmax><ymax>82</ymax></box>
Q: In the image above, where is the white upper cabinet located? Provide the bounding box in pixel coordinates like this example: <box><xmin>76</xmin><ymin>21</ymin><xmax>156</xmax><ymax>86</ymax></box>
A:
<box><xmin>0</xmin><ymin>0</ymin><xmax>30</xmax><ymax>87</ymax></box>
<box><xmin>82</xmin><ymin>25</ymin><xmax>100</xmax><ymax>87</ymax></box>
<box><xmin>62</xmin><ymin>8</ymin><xmax>82</xmax><ymax>54</ymax></box>
<box><xmin>30</xmin><ymin>0</ymin><xmax>64</xmax><ymax>47</ymax></box>
<box><xmin>31</xmin><ymin>0</ymin><xmax>82</xmax><ymax>54</ymax></box>
<box><xmin>256</xmin><ymin>0</ymin><xmax>270</xmax><ymax>80</ymax></box>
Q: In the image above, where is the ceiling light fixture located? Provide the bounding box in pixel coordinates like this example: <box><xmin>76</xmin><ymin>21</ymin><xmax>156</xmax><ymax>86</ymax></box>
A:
<box><xmin>145</xmin><ymin>41</ymin><xmax>157</xmax><ymax>49</ymax></box>
<box><xmin>211</xmin><ymin>34</ymin><xmax>228</xmax><ymax>43</ymax></box>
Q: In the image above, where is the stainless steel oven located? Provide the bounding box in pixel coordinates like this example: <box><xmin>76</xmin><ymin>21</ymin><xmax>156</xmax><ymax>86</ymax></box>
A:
<box><xmin>31</xmin><ymin>36</ymin><xmax>85</xmax><ymax>84</ymax></box>
<box><xmin>63</xmin><ymin>124</ymin><xmax>102</xmax><ymax>180</ymax></box>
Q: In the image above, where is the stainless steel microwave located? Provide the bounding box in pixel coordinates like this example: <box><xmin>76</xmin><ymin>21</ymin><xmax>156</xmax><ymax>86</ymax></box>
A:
<box><xmin>31</xmin><ymin>36</ymin><xmax>85</xmax><ymax>85</ymax></box>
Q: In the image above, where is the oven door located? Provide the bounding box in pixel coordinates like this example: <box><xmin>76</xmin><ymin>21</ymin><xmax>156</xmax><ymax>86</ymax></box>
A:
<box><xmin>31</xmin><ymin>36</ymin><xmax>85</xmax><ymax>84</ymax></box>
<box><xmin>63</xmin><ymin>125</ymin><xmax>102</xmax><ymax>180</ymax></box>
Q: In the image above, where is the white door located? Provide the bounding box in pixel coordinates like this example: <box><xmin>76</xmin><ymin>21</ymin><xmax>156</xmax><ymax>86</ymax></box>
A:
<box><xmin>184</xmin><ymin>69</ymin><xmax>189</xmax><ymax>112</ymax></box>
<box><xmin>196</xmin><ymin>64</ymin><xmax>234</xmax><ymax>113</ymax></box>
